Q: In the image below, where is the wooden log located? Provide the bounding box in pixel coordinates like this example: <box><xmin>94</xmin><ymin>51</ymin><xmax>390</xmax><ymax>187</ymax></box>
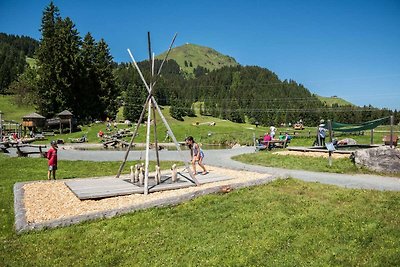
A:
<box><xmin>130</xmin><ymin>166</ymin><xmax>134</xmax><ymax>183</ymax></box>
<box><xmin>171</xmin><ymin>164</ymin><xmax>178</xmax><ymax>183</ymax></box>
<box><xmin>139</xmin><ymin>164</ymin><xmax>144</xmax><ymax>185</ymax></box>
<box><xmin>155</xmin><ymin>165</ymin><xmax>161</xmax><ymax>185</ymax></box>
<box><xmin>134</xmin><ymin>164</ymin><xmax>140</xmax><ymax>182</ymax></box>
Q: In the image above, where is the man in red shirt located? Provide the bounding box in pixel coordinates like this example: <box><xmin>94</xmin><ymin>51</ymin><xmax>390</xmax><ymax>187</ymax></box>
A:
<box><xmin>47</xmin><ymin>140</ymin><xmax>58</xmax><ymax>180</ymax></box>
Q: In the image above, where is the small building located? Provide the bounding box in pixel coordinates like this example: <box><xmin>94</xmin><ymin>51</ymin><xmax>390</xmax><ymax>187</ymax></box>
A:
<box><xmin>57</xmin><ymin>110</ymin><xmax>74</xmax><ymax>133</ymax></box>
<box><xmin>22</xmin><ymin>112</ymin><xmax>46</xmax><ymax>134</ymax></box>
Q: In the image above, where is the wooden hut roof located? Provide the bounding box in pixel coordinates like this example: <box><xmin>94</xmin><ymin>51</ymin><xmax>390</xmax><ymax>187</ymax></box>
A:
<box><xmin>57</xmin><ymin>110</ymin><xmax>73</xmax><ymax>116</ymax></box>
<box><xmin>22</xmin><ymin>112</ymin><xmax>46</xmax><ymax>119</ymax></box>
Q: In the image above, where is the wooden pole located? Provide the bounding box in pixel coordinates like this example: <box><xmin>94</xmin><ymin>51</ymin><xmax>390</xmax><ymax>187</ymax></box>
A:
<box><xmin>327</xmin><ymin>120</ymin><xmax>333</xmax><ymax>143</ymax></box>
<box><xmin>69</xmin><ymin>118</ymin><xmax>72</xmax><ymax>133</ymax></box>
<box><xmin>390</xmin><ymin>115</ymin><xmax>394</xmax><ymax>148</ymax></box>
<box><xmin>370</xmin><ymin>129</ymin><xmax>374</xmax><ymax>145</ymax></box>
<box><xmin>144</xmin><ymin>101</ymin><xmax>152</xmax><ymax>195</ymax></box>
<box><xmin>316</xmin><ymin>126</ymin><xmax>320</xmax><ymax>146</ymax></box>
<box><xmin>155</xmin><ymin>33</ymin><xmax>177</xmax><ymax>77</ymax></box>
<box><xmin>150</xmin><ymin>50</ymin><xmax>160</xmax><ymax>167</ymax></box>
<box><xmin>128</xmin><ymin>50</ymin><xmax>200</xmax><ymax>185</ymax></box>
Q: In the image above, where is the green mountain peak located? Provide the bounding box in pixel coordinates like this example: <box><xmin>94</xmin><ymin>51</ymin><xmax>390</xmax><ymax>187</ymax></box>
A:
<box><xmin>156</xmin><ymin>43</ymin><xmax>238</xmax><ymax>75</ymax></box>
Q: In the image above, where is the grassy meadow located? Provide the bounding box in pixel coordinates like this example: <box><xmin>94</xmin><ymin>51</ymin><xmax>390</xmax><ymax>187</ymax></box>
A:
<box><xmin>0</xmin><ymin>154</ymin><xmax>400</xmax><ymax>266</ymax></box>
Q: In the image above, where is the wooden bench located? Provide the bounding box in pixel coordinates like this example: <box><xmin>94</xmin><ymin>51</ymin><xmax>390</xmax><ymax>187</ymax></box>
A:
<box><xmin>383</xmin><ymin>135</ymin><xmax>398</xmax><ymax>146</ymax></box>
<box><xmin>15</xmin><ymin>144</ymin><xmax>47</xmax><ymax>157</ymax></box>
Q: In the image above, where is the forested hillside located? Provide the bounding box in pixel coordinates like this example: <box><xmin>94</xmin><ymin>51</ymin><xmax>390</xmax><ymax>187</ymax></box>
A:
<box><xmin>0</xmin><ymin>33</ymin><xmax>38</xmax><ymax>93</ymax></box>
<box><xmin>115</xmin><ymin>61</ymin><xmax>398</xmax><ymax>126</ymax></box>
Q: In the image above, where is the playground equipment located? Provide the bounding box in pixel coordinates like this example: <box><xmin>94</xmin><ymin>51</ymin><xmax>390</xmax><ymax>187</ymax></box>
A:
<box><xmin>115</xmin><ymin>33</ymin><xmax>199</xmax><ymax>194</ymax></box>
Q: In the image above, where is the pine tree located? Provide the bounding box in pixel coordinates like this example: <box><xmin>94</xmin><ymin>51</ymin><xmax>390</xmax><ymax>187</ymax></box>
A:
<box><xmin>169</xmin><ymin>97</ymin><xmax>185</xmax><ymax>121</ymax></box>
<box><xmin>53</xmin><ymin>16</ymin><xmax>82</xmax><ymax>114</ymax></box>
<box><xmin>80</xmin><ymin>32</ymin><xmax>99</xmax><ymax>120</ymax></box>
<box><xmin>36</xmin><ymin>3</ymin><xmax>82</xmax><ymax>117</ymax></box>
<box><xmin>123</xmin><ymin>84</ymin><xmax>146</xmax><ymax>122</ymax></box>
<box><xmin>94</xmin><ymin>39</ymin><xmax>119</xmax><ymax>119</ymax></box>
<box><xmin>36</xmin><ymin>2</ymin><xmax>61</xmax><ymax>117</ymax></box>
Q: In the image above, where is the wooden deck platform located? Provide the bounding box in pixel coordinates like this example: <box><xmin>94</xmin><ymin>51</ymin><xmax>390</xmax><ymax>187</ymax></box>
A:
<box><xmin>65</xmin><ymin>171</ymin><xmax>233</xmax><ymax>200</ymax></box>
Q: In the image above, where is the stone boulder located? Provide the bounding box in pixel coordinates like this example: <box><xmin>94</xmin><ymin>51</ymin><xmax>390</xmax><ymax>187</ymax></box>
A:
<box><xmin>354</xmin><ymin>146</ymin><xmax>400</xmax><ymax>173</ymax></box>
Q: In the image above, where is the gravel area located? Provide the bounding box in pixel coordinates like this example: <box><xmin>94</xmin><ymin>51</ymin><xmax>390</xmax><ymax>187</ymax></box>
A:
<box><xmin>22</xmin><ymin>166</ymin><xmax>269</xmax><ymax>224</ymax></box>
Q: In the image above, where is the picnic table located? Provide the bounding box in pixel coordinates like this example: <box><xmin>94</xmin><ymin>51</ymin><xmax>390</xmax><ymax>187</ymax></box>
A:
<box><xmin>256</xmin><ymin>138</ymin><xmax>290</xmax><ymax>151</ymax></box>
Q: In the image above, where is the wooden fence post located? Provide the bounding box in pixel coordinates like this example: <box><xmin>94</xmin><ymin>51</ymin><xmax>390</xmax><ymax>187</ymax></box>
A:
<box><xmin>390</xmin><ymin>115</ymin><xmax>394</xmax><ymax>148</ymax></box>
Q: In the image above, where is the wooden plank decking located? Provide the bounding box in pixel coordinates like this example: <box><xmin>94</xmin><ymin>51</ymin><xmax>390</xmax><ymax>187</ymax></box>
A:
<box><xmin>65</xmin><ymin>172</ymin><xmax>233</xmax><ymax>200</ymax></box>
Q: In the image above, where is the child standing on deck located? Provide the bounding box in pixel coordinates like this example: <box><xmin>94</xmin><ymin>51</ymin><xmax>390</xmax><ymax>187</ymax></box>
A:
<box><xmin>185</xmin><ymin>136</ymin><xmax>207</xmax><ymax>175</ymax></box>
<box><xmin>47</xmin><ymin>140</ymin><xmax>58</xmax><ymax>180</ymax></box>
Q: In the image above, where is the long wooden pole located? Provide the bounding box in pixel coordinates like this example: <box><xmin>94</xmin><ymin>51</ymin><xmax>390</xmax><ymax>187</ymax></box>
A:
<box><xmin>144</xmin><ymin>101</ymin><xmax>152</xmax><ymax>194</ymax></box>
<box><xmin>327</xmin><ymin>120</ymin><xmax>333</xmax><ymax>143</ymax></box>
<box><xmin>370</xmin><ymin>129</ymin><xmax>374</xmax><ymax>145</ymax></box>
<box><xmin>149</xmin><ymin>43</ymin><xmax>160</xmax><ymax>167</ymax></box>
<box><xmin>128</xmin><ymin>51</ymin><xmax>200</xmax><ymax>185</ymax></box>
<box><xmin>390</xmin><ymin>115</ymin><xmax>394</xmax><ymax>148</ymax></box>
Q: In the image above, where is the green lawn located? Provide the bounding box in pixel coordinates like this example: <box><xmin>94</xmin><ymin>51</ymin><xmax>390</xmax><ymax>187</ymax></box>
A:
<box><xmin>0</xmin><ymin>95</ymin><xmax>35</xmax><ymax>122</ymax></box>
<box><xmin>1</xmin><ymin>155</ymin><xmax>400</xmax><ymax>266</ymax></box>
<box><xmin>233</xmin><ymin>151</ymin><xmax>400</xmax><ymax>177</ymax></box>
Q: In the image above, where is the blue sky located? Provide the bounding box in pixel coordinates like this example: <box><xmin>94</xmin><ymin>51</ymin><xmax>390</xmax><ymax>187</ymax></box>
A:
<box><xmin>1</xmin><ymin>0</ymin><xmax>399</xmax><ymax>110</ymax></box>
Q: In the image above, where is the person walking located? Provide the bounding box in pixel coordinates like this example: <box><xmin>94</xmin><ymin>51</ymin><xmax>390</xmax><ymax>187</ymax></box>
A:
<box><xmin>185</xmin><ymin>136</ymin><xmax>207</xmax><ymax>175</ymax></box>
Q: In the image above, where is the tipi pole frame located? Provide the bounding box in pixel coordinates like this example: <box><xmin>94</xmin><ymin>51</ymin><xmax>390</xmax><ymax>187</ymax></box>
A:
<box><xmin>128</xmin><ymin>48</ymin><xmax>200</xmax><ymax>186</ymax></box>
<box><xmin>115</xmin><ymin>33</ymin><xmax>177</xmax><ymax>178</ymax></box>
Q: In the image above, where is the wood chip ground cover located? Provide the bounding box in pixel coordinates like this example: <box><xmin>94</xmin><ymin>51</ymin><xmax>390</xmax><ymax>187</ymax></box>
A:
<box><xmin>22</xmin><ymin>166</ymin><xmax>268</xmax><ymax>224</ymax></box>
